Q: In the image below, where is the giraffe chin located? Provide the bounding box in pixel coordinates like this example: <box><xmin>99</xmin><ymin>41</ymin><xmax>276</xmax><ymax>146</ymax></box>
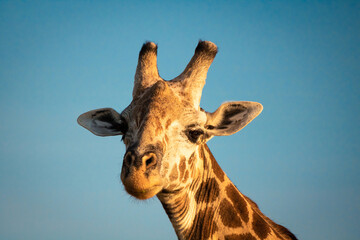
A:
<box><xmin>124</xmin><ymin>184</ymin><xmax>163</xmax><ymax>200</ymax></box>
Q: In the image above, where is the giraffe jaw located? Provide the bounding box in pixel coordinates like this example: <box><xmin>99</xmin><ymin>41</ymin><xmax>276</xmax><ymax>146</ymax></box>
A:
<box><xmin>124</xmin><ymin>184</ymin><xmax>163</xmax><ymax>200</ymax></box>
<box><xmin>121</xmin><ymin>170</ymin><xmax>164</xmax><ymax>200</ymax></box>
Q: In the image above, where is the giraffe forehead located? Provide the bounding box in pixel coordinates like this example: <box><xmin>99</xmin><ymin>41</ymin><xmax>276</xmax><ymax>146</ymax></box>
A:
<box><xmin>129</xmin><ymin>81</ymin><xmax>206</xmax><ymax>127</ymax></box>
<box><xmin>131</xmin><ymin>92</ymin><xmax>181</xmax><ymax>130</ymax></box>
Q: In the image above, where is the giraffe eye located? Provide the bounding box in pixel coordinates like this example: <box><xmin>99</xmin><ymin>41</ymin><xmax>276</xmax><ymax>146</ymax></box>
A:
<box><xmin>187</xmin><ymin>129</ymin><xmax>204</xmax><ymax>143</ymax></box>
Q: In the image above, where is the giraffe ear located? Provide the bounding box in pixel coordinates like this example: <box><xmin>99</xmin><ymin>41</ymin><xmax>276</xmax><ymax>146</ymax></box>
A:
<box><xmin>205</xmin><ymin>101</ymin><xmax>263</xmax><ymax>136</ymax></box>
<box><xmin>77</xmin><ymin>108</ymin><xmax>126</xmax><ymax>137</ymax></box>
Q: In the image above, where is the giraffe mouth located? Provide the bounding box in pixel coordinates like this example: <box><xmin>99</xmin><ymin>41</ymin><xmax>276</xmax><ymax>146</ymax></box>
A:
<box><xmin>120</xmin><ymin>152</ymin><xmax>164</xmax><ymax>200</ymax></box>
<box><xmin>124</xmin><ymin>184</ymin><xmax>163</xmax><ymax>200</ymax></box>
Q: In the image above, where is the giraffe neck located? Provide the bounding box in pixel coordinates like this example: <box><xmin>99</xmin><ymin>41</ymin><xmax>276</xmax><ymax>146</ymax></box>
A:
<box><xmin>157</xmin><ymin>144</ymin><xmax>297</xmax><ymax>240</ymax></box>
<box><xmin>157</xmin><ymin>144</ymin><xmax>220</xmax><ymax>240</ymax></box>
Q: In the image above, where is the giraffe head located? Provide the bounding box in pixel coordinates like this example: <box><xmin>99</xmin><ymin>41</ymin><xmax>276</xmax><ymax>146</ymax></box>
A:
<box><xmin>78</xmin><ymin>41</ymin><xmax>262</xmax><ymax>200</ymax></box>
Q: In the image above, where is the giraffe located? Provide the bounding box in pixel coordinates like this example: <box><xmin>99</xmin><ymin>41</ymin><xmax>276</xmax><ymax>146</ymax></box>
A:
<box><xmin>77</xmin><ymin>41</ymin><xmax>297</xmax><ymax>240</ymax></box>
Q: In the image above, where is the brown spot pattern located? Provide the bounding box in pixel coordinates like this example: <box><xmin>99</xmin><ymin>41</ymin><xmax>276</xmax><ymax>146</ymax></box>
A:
<box><xmin>226</xmin><ymin>184</ymin><xmax>249</xmax><ymax>223</ymax></box>
<box><xmin>184</xmin><ymin>207</ymin><xmax>216</xmax><ymax>240</ymax></box>
<box><xmin>165</xmin><ymin>119</ymin><xmax>172</xmax><ymax>129</ymax></box>
<box><xmin>182</xmin><ymin>170</ymin><xmax>189</xmax><ymax>183</ymax></box>
<box><xmin>169</xmin><ymin>163</ymin><xmax>178</xmax><ymax>181</ymax></box>
<box><xmin>188</xmin><ymin>152</ymin><xmax>196</xmax><ymax>166</ymax></box>
<box><xmin>164</xmin><ymin>134</ymin><xmax>169</xmax><ymax>145</ymax></box>
<box><xmin>243</xmin><ymin>196</ymin><xmax>297</xmax><ymax>239</ymax></box>
<box><xmin>199</xmin><ymin>146</ymin><xmax>207</xmax><ymax>169</ymax></box>
<box><xmin>212</xmin><ymin>222</ymin><xmax>218</xmax><ymax>236</ymax></box>
<box><xmin>195</xmin><ymin>178</ymin><xmax>219</xmax><ymax>204</ymax></box>
<box><xmin>252</xmin><ymin>211</ymin><xmax>270</xmax><ymax>239</ymax></box>
<box><xmin>179</xmin><ymin>156</ymin><xmax>186</xmax><ymax>180</ymax></box>
<box><xmin>204</xmin><ymin>145</ymin><xmax>225</xmax><ymax>182</ymax></box>
<box><xmin>219</xmin><ymin>199</ymin><xmax>242</xmax><ymax>228</ymax></box>
<box><xmin>224</xmin><ymin>233</ymin><xmax>257</xmax><ymax>240</ymax></box>
<box><xmin>245</xmin><ymin>197</ymin><xmax>297</xmax><ymax>240</ymax></box>
<box><xmin>153</xmin><ymin>119</ymin><xmax>162</xmax><ymax>135</ymax></box>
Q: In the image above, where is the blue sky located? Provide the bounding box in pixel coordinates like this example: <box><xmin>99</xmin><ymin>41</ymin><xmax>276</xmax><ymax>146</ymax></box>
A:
<box><xmin>0</xmin><ymin>1</ymin><xmax>359</xmax><ymax>239</ymax></box>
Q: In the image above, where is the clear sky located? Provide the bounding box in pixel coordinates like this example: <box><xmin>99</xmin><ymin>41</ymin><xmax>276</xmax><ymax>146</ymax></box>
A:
<box><xmin>0</xmin><ymin>1</ymin><xmax>359</xmax><ymax>239</ymax></box>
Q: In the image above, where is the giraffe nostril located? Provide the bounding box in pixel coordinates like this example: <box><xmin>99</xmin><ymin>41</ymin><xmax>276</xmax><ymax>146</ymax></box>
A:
<box><xmin>144</xmin><ymin>154</ymin><xmax>157</xmax><ymax>169</ymax></box>
<box><xmin>124</xmin><ymin>152</ymin><xmax>133</xmax><ymax>167</ymax></box>
<box><xmin>146</xmin><ymin>157</ymin><xmax>154</xmax><ymax>166</ymax></box>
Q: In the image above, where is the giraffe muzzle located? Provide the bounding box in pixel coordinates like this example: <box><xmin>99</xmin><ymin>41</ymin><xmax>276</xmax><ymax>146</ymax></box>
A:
<box><xmin>120</xmin><ymin>150</ymin><xmax>163</xmax><ymax>199</ymax></box>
